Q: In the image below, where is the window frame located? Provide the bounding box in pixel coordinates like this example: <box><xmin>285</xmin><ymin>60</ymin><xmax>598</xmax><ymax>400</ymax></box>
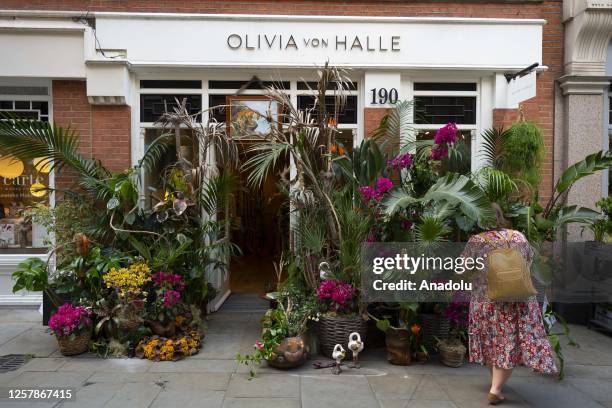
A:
<box><xmin>0</xmin><ymin>78</ymin><xmax>54</xmax><ymax>254</ymax></box>
<box><xmin>402</xmin><ymin>76</ymin><xmax>487</xmax><ymax>173</ymax></box>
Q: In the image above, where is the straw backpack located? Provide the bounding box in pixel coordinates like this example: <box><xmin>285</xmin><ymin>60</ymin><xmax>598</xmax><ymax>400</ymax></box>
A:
<box><xmin>485</xmin><ymin>230</ymin><xmax>537</xmax><ymax>301</ymax></box>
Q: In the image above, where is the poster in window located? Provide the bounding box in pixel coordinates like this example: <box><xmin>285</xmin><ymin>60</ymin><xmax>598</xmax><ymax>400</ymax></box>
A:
<box><xmin>226</xmin><ymin>96</ymin><xmax>282</xmax><ymax>138</ymax></box>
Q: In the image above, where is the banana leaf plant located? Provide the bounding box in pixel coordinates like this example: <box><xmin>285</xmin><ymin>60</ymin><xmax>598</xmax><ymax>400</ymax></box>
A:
<box><xmin>510</xmin><ymin>150</ymin><xmax>612</xmax><ymax>244</ymax></box>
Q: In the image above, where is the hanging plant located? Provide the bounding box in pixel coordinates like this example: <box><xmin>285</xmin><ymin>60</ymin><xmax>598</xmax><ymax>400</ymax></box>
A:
<box><xmin>502</xmin><ymin>121</ymin><xmax>545</xmax><ymax>189</ymax></box>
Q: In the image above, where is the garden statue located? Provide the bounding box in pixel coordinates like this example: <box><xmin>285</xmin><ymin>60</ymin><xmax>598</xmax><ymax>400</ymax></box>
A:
<box><xmin>348</xmin><ymin>332</ymin><xmax>364</xmax><ymax>368</ymax></box>
<box><xmin>319</xmin><ymin>261</ymin><xmax>331</xmax><ymax>280</ymax></box>
<box><xmin>331</xmin><ymin>343</ymin><xmax>346</xmax><ymax>375</ymax></box>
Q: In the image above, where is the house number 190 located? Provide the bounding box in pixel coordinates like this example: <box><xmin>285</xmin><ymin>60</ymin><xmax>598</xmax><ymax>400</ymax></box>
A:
<box><xmin>370</xmin><ymin>88</ymin><xmax>398</xmax><ymax>105</ymax></box>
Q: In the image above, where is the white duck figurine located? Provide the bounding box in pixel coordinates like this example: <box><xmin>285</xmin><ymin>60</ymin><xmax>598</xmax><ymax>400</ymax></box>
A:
<box><xmin>319</xmin><ymin>261</ymin><xmax>331</xmax><ymax>280</ymax></box>
<box><xmin>348</xmin><ymin>332</ymin><xmax>364</xmax><ymax>368</ymax></box>
<box><xmin>331</xmin><ymin>344</ymin><xmax>346</xmax><ymax>375</ymax></box>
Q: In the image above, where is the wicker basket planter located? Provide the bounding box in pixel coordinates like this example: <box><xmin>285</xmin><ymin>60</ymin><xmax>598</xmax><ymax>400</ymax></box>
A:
<box><xmin>438</xmin><ymin>341</ymin><xmax>466</xmax><ymax>368</ymax></box>
<box><xmin>57</xmin><ymin>331</ymin><xmax>91</xmax><ymax>356</ymax></box>
<box><xmin>318</xmin><ymin>314</ymin><xmax>367</xmax><ymax>358</ymax></box>
<box><xmin>266</xmin><ymin>334</ymin><xmax>308</xmax><ymax>369</ymax></box>
<box><xmin>418</xmin><ymin>313</ymin><xmax>450</xmax><ymax>351</ymax></box>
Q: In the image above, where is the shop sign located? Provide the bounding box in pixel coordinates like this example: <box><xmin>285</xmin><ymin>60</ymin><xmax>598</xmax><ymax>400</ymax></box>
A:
<box><xmin>506</xmin><ymin>71</ymin><xmax>536</xmax><ymax>108</ymax></box>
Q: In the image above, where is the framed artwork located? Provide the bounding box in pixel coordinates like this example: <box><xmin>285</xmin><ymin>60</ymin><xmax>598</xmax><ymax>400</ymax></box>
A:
<box><xmin>226</xmin><ymin>96</ymin><xmax>282</xmax><ymax>138</ymax></box>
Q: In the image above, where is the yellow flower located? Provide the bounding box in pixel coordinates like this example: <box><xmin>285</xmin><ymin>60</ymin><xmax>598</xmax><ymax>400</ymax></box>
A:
<box><xmin>103</xmin><ymin>262</ymin><xmax>151</xmax><ymax>297</ymax></box>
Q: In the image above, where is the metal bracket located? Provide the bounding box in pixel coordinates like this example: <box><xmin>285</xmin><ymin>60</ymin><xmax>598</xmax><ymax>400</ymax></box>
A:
<box><xmin>505</xmin><ymin>62</ymin><xmax>539</xmax><ymax>83</ymax></box>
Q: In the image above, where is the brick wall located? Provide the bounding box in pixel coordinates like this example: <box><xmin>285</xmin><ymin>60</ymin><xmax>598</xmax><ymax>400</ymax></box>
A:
<box><xmin>25</xmin><ymin>1</ymin><xmax>561</xmax><ymax>199</ymax></box>
<box><xmin>52</xmin><ymin>80</ymin><xmax>131</xmax><ymax>194</ymax></box>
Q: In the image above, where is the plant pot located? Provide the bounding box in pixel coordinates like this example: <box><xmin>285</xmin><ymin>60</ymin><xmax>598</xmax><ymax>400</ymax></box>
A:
<box><xmin>266</xmin><ymin>335</ymin><xmax>307</xmax><ymax>369</ymax></box>
<box><xmin>418</xmin><ymin>313</ymin><xmax>450</xmax><ymax>352</ymax></box>
<box><xmin>146</xmin><ymin>320</ymin><xmax>176</xmax><ymax>337</ymax></box>
<box><xmin>57</xmin><ymin>330</ymin><xmax>91</xmax><ymax>356</ymax></box>
<box><xmin>318</xmin><ymin>314</ymin><xmax>367</xmax><ymax>358</ymax></box>
<box><xmin>415</xmin><ymin>351</ymin><xmax>428</xmax><ymax>364</ymax></box>
<box><xmin>385</xmin><ymin>327</ymin><xmax>412</xmax><ymax>365</ymax></box>
<box><xmin>438</xmin><ymin>341</ymin><xmax>466</xmax><ymax>367</ymax></box>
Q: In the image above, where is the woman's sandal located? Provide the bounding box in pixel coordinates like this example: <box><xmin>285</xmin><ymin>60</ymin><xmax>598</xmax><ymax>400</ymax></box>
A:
<box><xmin>487</xmin><ymin>392</ymin><xmax>505</xmax><ymax>405</ymax></box>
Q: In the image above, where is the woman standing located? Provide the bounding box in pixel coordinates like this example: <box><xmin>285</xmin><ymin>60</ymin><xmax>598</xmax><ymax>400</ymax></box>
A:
<box><xmin>464</xmin><ymin>204</ymin><xmax>557</xmax><ymax>405</ymax></box>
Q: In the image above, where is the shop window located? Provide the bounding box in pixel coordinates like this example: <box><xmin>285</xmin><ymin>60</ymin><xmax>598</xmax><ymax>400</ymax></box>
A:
<box><xmin>140</xmin><ymin>94</ymin><xmax>202</xmax><ymax>123</ymax></box>
<box><xmin>0</xmin><ymin>100</ymin><xmax>50</xmax><ymax>252</ymax></box>
<box><xmin>208</xmin><ymin>80</ymin><xmax>290</xmax><ymax>90</ymax></box>
<box><xmin>297</xmin><ymin>95</ymin><xmax>358</xmax><ymax>124</ymax></box>
<box><xmin>414</xmin><ymin>83</ymin><xmax>476</xmax><ymax>92</ymax></box>
<box><xmin>208</xmin><ymin>94</ymin><xmax>229</xmax><ymax>123</ymax></box>
<box><xmin>414</xmin><ymin>96</ymin><xmax>476</xmax><ymax>125</ymax></box>
<box><xmin>140</xmin><ymin>80</ymin><xmax>201</xmax><ymax>89</ymax></box>
<box><xmin>297</xmin><ymin>81</ymin><xmax>358</xmax><ymax>91</ymax></box>
<box><xmin>142</xmin><ymin>128</ymin><xmax>197</xmax><ymax>209</ymax></box>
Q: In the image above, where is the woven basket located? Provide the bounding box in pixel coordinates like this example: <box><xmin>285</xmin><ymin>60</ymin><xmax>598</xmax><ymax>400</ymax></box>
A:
<box><xmin>318</xmin><ymin>314</ymin><xmax>367</xmax><ymax>358</ymax></box>
<box><xmin>438</xmin><ymin>343</ymin><xmax>466</xmax><ymax>368</ymax></box>
<box><xmin>57</xmin><ymin>331</ymin><xmax>91</xmax><ymax>356</ymax></box>
<box><xmin>418</xmin><ymin>314</ymin><xmax>450</xmax><ymax>352</ymax></box>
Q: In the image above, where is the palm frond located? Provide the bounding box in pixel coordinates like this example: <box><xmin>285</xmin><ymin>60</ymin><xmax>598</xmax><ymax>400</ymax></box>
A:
<box><xmin>371</xmin><ymin>100</ymin><xmax>415</xmax><ymax>153</ymax></box>
<box><xmin>480</xmin><ymin>127</ymin><xmax>508</xmax><ymax>169</ymax></box>
<box><xmin>199</xmin><ymin>172</ymin><xmax>240</xmax><ymax>215</ymax></box>
<box><xmin>473</xmin><ymin>167</ymin><xmax>518</xmax><ymax>202</ymax></box>
<box><xmin>415</xmin><ymin>215</ymin><xmax>451</xmax><ymax>245</ymax></box>
<box><xmin>243</xmin><ymin>142</ymin><xmax>290</xmax><ymax>188</ymax></box>
<box><xmin>423</xmin><ymin>173</ymin><xmax>495</xmax><ymax>228</ymax></box>
<box><xmin>138</xmin><ymin>132</ymin><xmax>172</xmax><ymax>172</ymax></box>
<box><xmin>0</xmin><ymin>113</ymin><xmax>107</xmax><ymax>178</ymax></box>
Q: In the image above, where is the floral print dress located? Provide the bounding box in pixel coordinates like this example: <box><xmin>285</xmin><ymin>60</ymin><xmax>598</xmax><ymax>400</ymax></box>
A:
<box><xmin>463</xmin><ymin>229</ymin><xmax>558</xmax><ymax>374</ymax></box>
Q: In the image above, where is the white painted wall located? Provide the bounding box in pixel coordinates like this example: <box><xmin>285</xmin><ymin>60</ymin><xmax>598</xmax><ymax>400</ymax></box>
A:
<box><xmin>0</xmin><ymin>31</ymin><xmax>85</xmax><ymax>78</ymax></box>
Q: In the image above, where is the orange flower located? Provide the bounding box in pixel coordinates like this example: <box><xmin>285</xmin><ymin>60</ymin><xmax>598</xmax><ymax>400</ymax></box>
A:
<box><xmin>338</xmin><ymin>146</ymin><xmax>347</xmax><ymax>156</ymax></box>
<box><xmin>328</xmin><ymin>117</ymin><xmax>337</xmax><ymax>126</ymax></box>
<box><xmin>330</xmin><ymin>144</ymin><xmax>338</xmax><ymax>153</ymax></box>
<box><xmin>411</xmin><ymin>323</ymin><xmax>421</xmax><ymax>335</ymax></box>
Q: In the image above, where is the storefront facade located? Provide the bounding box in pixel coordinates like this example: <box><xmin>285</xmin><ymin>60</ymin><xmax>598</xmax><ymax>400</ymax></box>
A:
<box><xmin>0</xmin><ymin>1</ymin><xmax>565</xmax><ymax>306</ymax></box>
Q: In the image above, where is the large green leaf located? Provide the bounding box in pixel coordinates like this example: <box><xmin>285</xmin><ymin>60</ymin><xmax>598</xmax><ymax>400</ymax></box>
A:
<box><xmin>552</xmin><ymin>205</ymin><xmax>600</xmax><ymax>229</ymax></box>
<box><xmin>555</xmin><ymin>151</ymin><xmax>612</xmax><ymax>194</ymax></box>
<box><xmin>423</xmin><ymin>173</ymin><xmax>495</xmax><ymax>228</ymax></box>
<box><xmin>381</xmin><ymin>188</ymin><xmax>419</xmax><ymax>215</ymax></box>
<box><xmin>370</xmin><ymin>100</ymin><xmax>415</xmax><ymax>150</ymax></box>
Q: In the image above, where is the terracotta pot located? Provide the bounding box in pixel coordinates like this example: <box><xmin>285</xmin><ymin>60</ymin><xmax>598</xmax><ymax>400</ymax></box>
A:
<box><xmin>266</xmin><ymin>335</ymin><xmax>307</xmax><ymax>369</ymax></box>
<box><xmin>385</xmin><ymin>328</ymin><xmax>412</xmax><ymax>365</ymax></box>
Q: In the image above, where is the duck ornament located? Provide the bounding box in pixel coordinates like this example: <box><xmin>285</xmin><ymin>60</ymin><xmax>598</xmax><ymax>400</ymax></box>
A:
<box><xmin>348</xmin><ymin>332</ymin><xmax>364</xmax><ymax>368</ymax></box>
<box><xmin>331</xmin><ymin>344</ymin><xmax>346</xmax><ymax>375</ymax></box>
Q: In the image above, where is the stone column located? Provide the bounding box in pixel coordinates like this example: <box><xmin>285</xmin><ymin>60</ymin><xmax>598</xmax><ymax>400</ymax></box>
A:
<box><xmin>559</xmin><ymin>78</ymin><xmax>608</xmax><ymax>240</ymax></box>
<box><xmin>561</xmin><ymin>0</ymin><xmax>612</xmax><ymax>239</ymax></box>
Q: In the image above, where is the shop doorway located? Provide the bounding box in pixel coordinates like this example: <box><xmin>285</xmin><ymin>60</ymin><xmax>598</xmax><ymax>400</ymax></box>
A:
<box><xmin>229</xmin><ymin>142</ymin><xmax>289</xmax><ymax>293</ymax></box>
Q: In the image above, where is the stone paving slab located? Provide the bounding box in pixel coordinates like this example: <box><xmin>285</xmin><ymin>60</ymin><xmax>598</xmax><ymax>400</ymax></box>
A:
<box><xmin>0</xmin><ymin>309</ymin><xmax>611</xmax><ymax>407</ymax></box>
<box><xmin>226</xmin><ymin>373</ymin><xmax>299</xmax><ymax>398</ymax></box>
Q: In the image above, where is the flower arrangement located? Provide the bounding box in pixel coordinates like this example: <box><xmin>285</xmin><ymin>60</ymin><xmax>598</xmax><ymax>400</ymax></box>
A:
<box><xmin>430</xmin><ymin>122</ymin><xmax>457</xmax><ymax>161</ymax></box>
<box><xmin>359</xmin><ymin>177</ymin><xmax>394</xmax><ymax>204</ymax></box>
<box><xmin>103</xmin><ymin>261</ymin><xmax>151</xmax><ymax>297</ymax></box>
<box><xmin>48</xmin><ymin>303</ymin><xmax>92</xmax><ymax>339</ymax></box>
<box><xmin>137</xmin><ymin>330</ymin><xmax>201</xmax><ymax>361</ymax></box>
<box><xmin>316</xmin><ymin>279</ymin><xmax>358</xmax><ymax>315</ymax></box>
<box><xmin>151</xmin><ymin>271</ymin><xmax>185</xmax><ymax>323</ymax></box>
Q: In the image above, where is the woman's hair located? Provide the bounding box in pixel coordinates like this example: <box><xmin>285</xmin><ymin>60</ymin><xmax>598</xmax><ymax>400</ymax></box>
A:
<box><xmin>491</xmin><ymin>202</ymin><xmax>511</xmax><ymax>229</ymax></box>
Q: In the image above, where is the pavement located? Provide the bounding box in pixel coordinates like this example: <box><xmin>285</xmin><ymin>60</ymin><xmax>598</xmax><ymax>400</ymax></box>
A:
<box><xmin>0</xmin><ymin>306</ymin><xmax>611</xmax><ymax>408</ymax></box>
